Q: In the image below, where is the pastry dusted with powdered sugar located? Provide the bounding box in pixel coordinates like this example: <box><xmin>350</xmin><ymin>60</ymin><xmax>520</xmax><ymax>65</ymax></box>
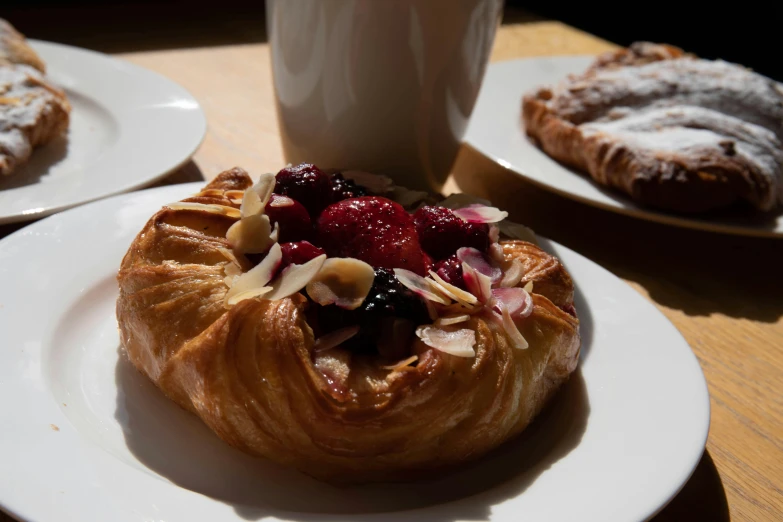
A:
<box><xmin>0</xmin><ymin>18</ymin><xmax>70</xmax><ymax>177</ymax></box>
<box><xmin>523</xmin><ymin>42</ymin><xmax>783</xmax><ymax>213</ymax></box>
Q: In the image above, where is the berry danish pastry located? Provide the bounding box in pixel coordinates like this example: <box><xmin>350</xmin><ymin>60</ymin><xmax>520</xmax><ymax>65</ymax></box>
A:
<box><xmin>116</xmin><ymin>164</ymin><xmax>581</xmax><ymax>482</ymax></box>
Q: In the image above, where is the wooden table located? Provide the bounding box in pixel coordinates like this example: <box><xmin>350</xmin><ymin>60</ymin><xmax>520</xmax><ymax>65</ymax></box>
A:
<box><xmin>1</xmin><ymin>10</ymin><xmax>781</xmax><ymax>522</ymax></box>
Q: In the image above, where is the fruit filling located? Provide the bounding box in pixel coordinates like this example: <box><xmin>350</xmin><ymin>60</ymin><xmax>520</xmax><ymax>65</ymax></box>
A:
<box><xmin>215</xmin><ymin>163</ymin><xmax>547</xmax><ymax>366</ymax></box>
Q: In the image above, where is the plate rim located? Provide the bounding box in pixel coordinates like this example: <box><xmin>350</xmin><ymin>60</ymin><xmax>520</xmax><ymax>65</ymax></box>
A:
<box><xmin>0</xmin><ymin>183</ymin><xmax>711</xmax><ymax>522</ymax></box>
<box><xmin>0</xmin><ymin>40</ymin><xmax>207</xmax><ymax>225</ymax></box>
<box><xmin>465</xmin><ymin>55</ymin><xmax>783</xmax><ymax>239</ymax></box>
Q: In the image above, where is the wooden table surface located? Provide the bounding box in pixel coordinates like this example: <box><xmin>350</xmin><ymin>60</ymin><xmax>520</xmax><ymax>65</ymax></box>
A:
<box><xmin>1</xmin><ymin>9</ymin><xmax>781</xmax><ymax>522</ymax></box>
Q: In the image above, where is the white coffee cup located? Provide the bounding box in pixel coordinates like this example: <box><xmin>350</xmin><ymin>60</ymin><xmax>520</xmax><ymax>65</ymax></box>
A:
<box><xmin>267</xmin><ymin>0</ymin><xmax>502</xmax><ymax>192</ymax></box>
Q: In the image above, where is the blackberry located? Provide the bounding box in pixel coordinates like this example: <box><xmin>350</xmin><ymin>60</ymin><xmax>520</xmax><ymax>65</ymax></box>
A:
<box><xmin>313</xmin><ymin>268</ymin><xmax>428</xmax><ymax>355</ymax></box>
<box><xmin>330</xmin><ymin>172</ymin><xmax>368</xmax><ymax>201</ymax></box>
<box><xmin>361</xmin><ymin>268</ymin><xmax>428</xmax><ymax>322</ymax></box>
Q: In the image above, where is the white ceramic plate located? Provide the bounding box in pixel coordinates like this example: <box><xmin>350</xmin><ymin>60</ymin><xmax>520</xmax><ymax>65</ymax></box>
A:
<box><xmin>0</xmin><ymin>184</ymin><xmax>710</xmax><ymax>522</ymax></box>
<box><xmin>0</xmin><ymin>41</ymin><xmax>206</xmax><ymax>224</ymax></box>
<box><xmin>464</xmin><ymin>56</ymin><xmax>783</xmax><ymax>237</ymax></box>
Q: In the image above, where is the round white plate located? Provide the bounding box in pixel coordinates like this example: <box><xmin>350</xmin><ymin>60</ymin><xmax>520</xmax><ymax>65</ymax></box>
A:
<box><xmin>0</xmin><ymin>41</ymin><xmax>206</xmax><ymax>224</ymax></box>
<box><xmin>464</xmin><ymin>56</ymin><xmax>783</xmax><ymax>237</ymax></box>
<box><xmin>0</xmin><ymin>184</ymin><xmax>710</xmax><ymax>522</ymax></box>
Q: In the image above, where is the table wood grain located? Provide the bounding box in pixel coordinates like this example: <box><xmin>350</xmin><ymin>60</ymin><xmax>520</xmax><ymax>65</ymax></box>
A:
<box><xmin>1</xmin><ymin>14</ymin><xmax>780</xmax><ymax>522</ymax></box>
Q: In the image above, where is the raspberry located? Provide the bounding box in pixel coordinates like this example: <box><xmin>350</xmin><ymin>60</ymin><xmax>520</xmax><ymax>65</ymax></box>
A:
<box><xmin>433</xmin><ymin>255</ymin><xmax>466</xmax><ymax>289</ymax></box>
<box><xmin>280</xmin><ymin>241</ymin><xmax>325</xmax><ymax>270</ymax></box>
<box><xmin>265</xmin><ymin>194</ymin><xmax>312</xmax><ymax>242</ymax></box>
<box><xmin>330</xmin><ymin>172</ymin><xmax>367</xmax><ymax>201</ymax></box>
<box><xmin>274</xmin><ymin>163</ymin><xmax>332</xmax><ymax>216</ymax></box>
<box><xmin>246</xmin><ymin>241</ymin><xmax>324</xmax><ymax>274</ymax></box>
<box><xmin>423</xmin><ymin>252</ymin><xmax>434</xmax><ymax>274</ymax></box>
<box><xmin>317</xmin><ymin>196</ymin><xmax>427</xmax><ymax>275</ymax></box>
<box><xmin>413</xmin><ymin>206</ymin><xmax>490</xmax><ymax>260</ymax></box>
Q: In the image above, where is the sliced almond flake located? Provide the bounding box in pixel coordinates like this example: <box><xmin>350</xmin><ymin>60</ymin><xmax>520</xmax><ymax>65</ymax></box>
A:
<box><xmin>224</xmin><ymin>274</ymin><xmax>239</xmax><ymax>288</ymax></box>
<box><xmin>269</xmin><ymin>195</ymin><xmax>295</xmax><ymax>207</ymax></box>
<box><xmin>428</xmin><ymin>271</ymin><xmax>478</xmax><ymax>307</ymax></box>
<box><xmin>198</xmin><ymin>188</ymin><xmax>225</xmax><ymax>197</ymax></box>
<box><xmin>166</xmin><ymin>202</ymin><xmax>241</xmax><ymax>219</ymax></box>
<box><xmin>461</xmin><ymin>262</ymin><xmax>492</xmax><ymax>303</ymax></box>
<box><xmin>314</xmin><ymin>326</ymin><xmax>360</xmax><ymax>353</ymax></box>
<box><xmin>393</xmin><ymin>268</ymin><xmax>449</xmax><ymax>305</ymax></box>
<box><xmin>436</xmin><ymin>315</ymin><xmax>470</xmax><ymax>326</ymax></box>
<box><xmin>457</xmin><ymin>247</ymin><xmax>502</xmax><ymax>284</ymax></box>
<box><xmin>223</xmin><ymin>261</ymin><xmax>242</xmax><ymax>282</ymax></box>
<box><xmin>217</xmin><ymin>247</ymin><xmax>241</xmax><ymax>266</ymax></box>
<box><xmin>500</xmin><ymin>259</ymin><xmax>524</xmax><ymax>288</ymax></box>
<box><xmin>342</xmin><ymin>170</ymin><xmax>394</xmax><ymax>193</ymax></box>
<box><xmin>416</xmin><ymin>325</ymin><xmax>476</xmax><ymax>358</ymax></box>
<box><xmin>226</xmin><ymin>214</ymin><xmax>273</xmax><ymax>254</ymax></box>
<box><xmin>425</xmin><ymin>279</ymin><xmax>455</xmax><ymax>304</ymax></box>
<box><xmin>489</xmin><ymin>224</ymin><xmax>500</xmax><ymax>243</ymax></box>
<box><xmin>240</xmin><ymin>189</ymin><xmax>262</xmax><ymax>218</ymax></box>
<box><xmin>523</xmin><ymin>281</ymin><xmax>534</xmax><ymax>293</ymax></box>
<box><xmin>249</xmin><ymin>172</ymin><xmax>276</xmax><ymax>208</ymax></box>
<box><xmin>238</xmin><ymin>172</ymin><xmax>277</xmax><ymax>218</ymax></box>
<box><xmin>381</xmin><ymin>355</ymin><xmax>419</xmax><ymax>371</ymax></box>
<box><xmin>426</xmin><ymin>277</ymin><xmax>464</xmax><ymax>306</ymax></box>
<box><xmin>264</xmin><ymin>254</ymin><xmax>327</xmax><ymax>301</ymax></box>
<box><xmin>453</xmin><ymin>204</ymin><xmax>508</xmax><ymax>224</ymax></box>
<box><xmin>498</xmin><ymin>220</ymin><xmax>538</xmax><ymax>245</ymax></box>
<box><xmin>488</xmin><ymin>243</ymin><xmax>505</xmax><ymax>264</ymax></box>
<box><xmin>269</xmin><ymin>221</ymin><xmax>280</xmax><ymax>243</ymax></box>
<box><xmin>226</xmin><ymin>286</ymin><xmax>273</xmax><ymax>306</ymax></box>
<box><xmin>440</xmin><ymin>302</ymin><xmax>484</xmax><ymax>316</ymax></box>
<box><xmin>491</xmin><ymin>287</ymin><xmax>533</xmax><ymax>318</ymax></box>
<box><xmin>497</xmin><ymin>303</ymin><xmax>529</xmax><ymax>350</ymax></box>
<box><xmin>306</xmin><ymin>258</ymin><xmax>375</xmax><ymax>310</ymax></box>
<box><xmin>224</xmin><ymin>243</ymin><xmax>282</xmax><ymax>305</ymax></box>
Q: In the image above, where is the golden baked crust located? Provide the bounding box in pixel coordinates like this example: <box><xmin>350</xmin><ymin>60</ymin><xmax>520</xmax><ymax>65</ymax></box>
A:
<box><xmin>522</xmin><ymin>42</ymin><xmax>783</xmax><ymax>213</ymax></box>
<box><xmin>116</xmin><ymin>169</ymin><xmax>581</xmax><ymax>482</ymax></box>
<box><xmin>0</xmin><ymin>19</ymin><xmax>70</xmax><ymax>176</ymax></box>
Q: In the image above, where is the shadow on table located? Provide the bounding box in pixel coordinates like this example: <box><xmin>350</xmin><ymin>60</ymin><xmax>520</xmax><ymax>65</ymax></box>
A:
<box><xmin>652</xmin><ymin>451</ymin><xmax>730</xmax><ymax>521</ymax></box>
<box><xmin>0</xmin><ymin>160</ymin><xmax>204</xmax><ymax>240</ymax></box>
<box><xmin>114</xmin><ymin>345</ymin><xmax>590</xmax><ymax>521</ymax></box>
<box><xmin>4</xmin><ymin>1</ymin><xmax>268</xmax><ymax>53</ymax></box>
<box><xmin>452</xmin><ymin>145</ymin><xmax>783</xmax><ymax>323</ymax></box>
